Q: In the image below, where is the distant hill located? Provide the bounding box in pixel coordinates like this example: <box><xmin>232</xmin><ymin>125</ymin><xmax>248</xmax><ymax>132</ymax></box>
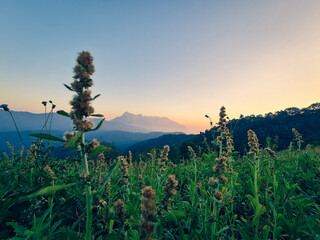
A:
<box><xmin>0</xmin><ymin>130</ymin><xmax>183</xmax><ymax>154</ymax></box>
<box><xmin>2</xmin><ymin>103</ymin><xmax>319</xmax><ymax>158</ymax></box>
<box><xmin>110</xmin><ymin>112</ymin><xmax>187</xmax><ymax>133</ymax></box>
<box><xmin>126</xmin><ymin>103</ymin><xmax>320</xmax><ymax>160</ymax></box>
<box><xmin>86</xmin><ymin>130</ymin><xmax>183</xmax><ymax>151</ymax></box>
<box><xmin>0</xmin><ymin>111</ymin><xmax>187</xmax><ymax>133</ymax></box>
<box><xmin>190</xmin><ymin>102</ymin><xmax>320</xmax><ymax>154</ymax></box>
<box><xmin>127</xmin><ymin>133</ymin><xmax>196</xmax><ymax>154</ymax></box>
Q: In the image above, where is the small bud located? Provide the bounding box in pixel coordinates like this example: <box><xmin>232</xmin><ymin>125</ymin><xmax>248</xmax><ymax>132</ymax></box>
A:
<box><xmin>0</xmin><ymin>104</ymin><xmax>9</xmax><ymax>111</ymax></box>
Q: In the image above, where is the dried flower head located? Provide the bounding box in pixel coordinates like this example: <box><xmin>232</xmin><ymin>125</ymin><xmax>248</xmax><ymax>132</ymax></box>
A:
<box><xmin>162</xmin><ymin>175</ymin><xmax>178</xmax><ymax>211</ymax></box>
<box><xmin>118</xmin><ymin>156</ymin><xmax>129</xmax><ymax>186</ymax></box>
<box><xmin>265</xmin><ymin>147</ymin><xmax>277</xmax><ymax>160</ymax></box>
<box><xmin>73</xmin><ymin>118</ymin><xmax>94</xmax><ymax>132</ymax></box>
<box><xmin>248</xmin><ymin>129</ymin><xmax>260</xmax><ymax>156</ymax></box>
<box><xmin>160</xmin><ymin>145</ymin><xmax>170</xmax><ymax>171</ymax></box>
<box><xmin>217</xmin><ymin>106</ymin><xmax>227</xmax><ymax>132</ymax></box>
<box><xmin>225</xmin><ymin>128</ymin><xmax>234</xmax><ymax>156</ymax></box>
<box><xmin>114</xmin><ymin>199</ymin><xmax>127</xmax><ymax>223</ymax></box>
<box><xmin>140</xmin><ymin>187</ymin><xmax>156</xmax><ymax>240</ymax></box>
<box><xmin>128</xmin><ymin>150</ymin><xmax>133</xmax><ymax>168</ymax></box>
<box><xmin>214</xmin><ymin>191</ymin><xmax>224</xmax><ymax>201</ymax></box>
<box><xmin>63</xmin><ymin>131</ymin><xmax>76</xmax><ymax>142</ymax></box>
<box><xmin>69</xmin><ymin>51</ymin><xmax>97</xmax><ymax>131</ymax></box>
<box><xmin>99</xmin><ymin>199</ymin><xmax>107</xmax><ymax>206</ymax></box>
<box><xmin>98</xmin><ymin>152</ymin><xmax>105</xmax><ymax>161</ymax></box>
<box><xmin>44</xmin><ymin>165</ymin><xmax>57</xmax><ymax>181</ymax></box>
<box><xmin>292</xmin><ymin>128</ymin><xmax>303</xmax><ymax>149</ymax></box>
<box><xmin>91</xmin><ymin>139</ymin><xmax>100</xmax><ymax>149</ymax></box>
<box><xmin>188</xmin><ymin>146</ymin><xmax>197</xmax><ymax>159</ymax></box>
<box><xmin>138</xmin><ymin>174</ymin><xmax>145</xmax><ymax>189</ymax></box>
<box><xmin>208</xmin><ymin>177</ymin><xmax>218</xmax><ymax>188</ymax></box>
<box><xmin>219</xmin><ymin>175</ymin><xmax>228</xmax><ymax>184</ymax></box>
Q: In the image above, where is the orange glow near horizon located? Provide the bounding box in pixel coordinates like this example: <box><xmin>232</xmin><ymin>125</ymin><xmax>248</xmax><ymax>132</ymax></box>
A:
<box><xmin>1</xmin><ymin>1</ymin><xmax>320</xmax><ymax>135</ymax></box>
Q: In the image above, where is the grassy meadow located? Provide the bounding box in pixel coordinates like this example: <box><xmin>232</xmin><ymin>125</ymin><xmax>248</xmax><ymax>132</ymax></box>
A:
<box><xmin>0</xmin><ymin>52</ymin><xmax>319</xmax><ymax>240</ymax></box>
<box><xmin>1</xmin><ymin>132</ymin><xmax>319</xmax><ymax>239</ymax></box>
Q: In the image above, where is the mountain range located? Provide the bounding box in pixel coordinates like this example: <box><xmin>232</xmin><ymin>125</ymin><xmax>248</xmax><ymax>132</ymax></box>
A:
<box><xmin>0</xmin><ymin>110</ymin><xmax>188</xmax><ymax>153</ymax></box>
<box><xmin>0</xmin><ymin>111</ymin><xmax>187</xmax><ymax>133</ymax></box>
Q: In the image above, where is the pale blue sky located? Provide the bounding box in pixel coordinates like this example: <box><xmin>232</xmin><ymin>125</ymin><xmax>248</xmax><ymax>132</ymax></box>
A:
<box><xmin>1</xmin><ymin>1</ymin><xmax>320</xmax><ymax>133</ymax></box>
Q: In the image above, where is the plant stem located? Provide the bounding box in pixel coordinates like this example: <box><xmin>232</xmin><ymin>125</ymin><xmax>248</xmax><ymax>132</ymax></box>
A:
<box><xmin>8</xmin><ymin>111</ymin><xmax>28</xmax><ymax>149</ymax></box>
<box><xmin>80</xmin><ymin>131</ymin><xmax>92</xmax><ymax>240</ymax></box>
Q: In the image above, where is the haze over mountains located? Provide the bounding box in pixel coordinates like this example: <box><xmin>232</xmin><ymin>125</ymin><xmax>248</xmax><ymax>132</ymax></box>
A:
<box><xmin>0</xmin><ymin>110</ymin><xmax>188</xmax><ymax>152</ymax></box>
<box><xmin>0</xmin><ymin>111</ymin><xmax>187</xmax><ymax>133</ymax></box>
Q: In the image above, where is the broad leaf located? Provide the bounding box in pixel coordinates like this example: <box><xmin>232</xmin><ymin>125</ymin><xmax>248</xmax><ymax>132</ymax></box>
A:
<box><xmin>90</xmin><ymin>114</ymin><xmax>104</xmax><ymax>117</ymax></box>
<box><xmin>6</xmin><ymin>222</ymin><xmax>28</xmax><ymax>236</ymax></box>
<box><xmin>19</xmin><ymin>183</ymin><xmax>77</xmax><ymax>201</ymax></box>
<box><xmin>127</xmin><ymin>229</ymin><xmax>139</xmax><ymax>240</ymax></box>
<box><xmin>63</xmin><ymin>84</ymin><xmax>74</xmax><ymax>92</ymax></box>
<box><xmin>89</xmin><ymin>145</ymin><xmax>110</xmax><ymax>154</ymax></box>
<box><xmin>57</xmin><ymin>110</ymin><xmax>71</xmax><ymax>118</ymax></box>
<box><xmin>91</xmin><ymin>94</ymin><xmax>101</xmax><ymax>100</ymax></box>
<box><xmin>64</xmin><ymin>131</ymin><xmax>82</xmax><ymax>148</ymax></box>
<box><xmin>211</xmin><ymin>141</ymin><xmax>220</xmax><ymax>146</ymax></box>
<box><xmin>231</xmin><ymin>151</ymin><xmax>239</xmax><ymax>156</ymax></box>
<box><xmin>90</xmin><ymin>118</ymin><xmax>105</xmax><ymax>132</ymax></box>
<box><xmin>217</xmin><ymin>226</ymin><xmax>230</xmax><ymax>235</ymax></box>
<box><xmin>29</xmin><ymin>133</ymin><xmax>65</xmax><ymax>142</ymax></box>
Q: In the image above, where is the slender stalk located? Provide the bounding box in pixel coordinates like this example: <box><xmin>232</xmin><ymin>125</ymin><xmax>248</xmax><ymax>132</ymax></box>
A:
<box><xmin>211</xmin><ymin>132</ymin><xmax>223</xmax><ymax>240</ymax></box>
<box><xmin>44</xmin><ymin>105</ymin><xmax>48</xmax><ymax>133</ymax></box>
<box><xmin>192</xmin><ymin>157</ymin><xmax>197</xmax><ymax>207</ymax></box>
<box><xmin>8</xmin><ymin>111</ymin><xmax>28</xmax><ymax>149</ymax></box>
<box><xmin>49</xmin><ymin>109</ymin><xmax>54</xmax><ymax>134</ymax></box>
<box><xmin>80</xmin><ymin>131</ymin><xmax>92</xmax><ymax>240</ymax></box>
<box><xmin>40</xmin><ymin>108</ymin><xmax>52</xmax><ymax>134</ymax></box>
<box><xmin>253</xmin><ymin>153</ymin><xmax>260</xmax><ymax>237</ymax></box>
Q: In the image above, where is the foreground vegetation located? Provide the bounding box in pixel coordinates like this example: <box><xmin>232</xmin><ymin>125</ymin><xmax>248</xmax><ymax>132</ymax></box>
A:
<box><xmin>0</xmin><ymin>126</ymin><xmax>319</xmax><ymax>239</ymax></box>
<box><xmin>0</xmin><ymin>52</ymin><xmax>319</xmax><ymax>239</ymax></box>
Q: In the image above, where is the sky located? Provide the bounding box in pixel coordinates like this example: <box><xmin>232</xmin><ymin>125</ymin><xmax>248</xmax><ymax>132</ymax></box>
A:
<box><xmin>1</xmin><ymin>1</ymin><xmax>320</xmax><ymax>134</ymax></box>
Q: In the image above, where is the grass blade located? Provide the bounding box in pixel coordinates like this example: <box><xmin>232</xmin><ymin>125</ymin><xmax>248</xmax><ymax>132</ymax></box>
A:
<box><xmin>98</xmin><ymin>160</ymin><xmax>119</xmax><ymax>193</ymax></box>
<box><xmin>19</xmin><ymin>183</ymin><xmax>77</xmax><ymax>201</ymax></box>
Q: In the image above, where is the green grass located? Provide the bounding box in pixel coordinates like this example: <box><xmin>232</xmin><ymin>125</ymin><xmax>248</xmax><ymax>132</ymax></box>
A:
<box><xmin>0</xmin><ymin>143</ymin><xmax>319</xmax><ymax>239</ymax></box>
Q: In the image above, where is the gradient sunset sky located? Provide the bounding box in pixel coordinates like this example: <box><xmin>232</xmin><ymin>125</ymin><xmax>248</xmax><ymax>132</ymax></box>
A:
<box><xmin>1</xmin><ymin>1</ymin><xmax>320</xmax><ymax>133</ymax></box>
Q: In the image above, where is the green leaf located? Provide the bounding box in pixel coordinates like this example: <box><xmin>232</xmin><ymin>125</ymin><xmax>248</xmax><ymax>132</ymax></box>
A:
<box><xmin>127</xmin><ymin>229</ymin><xmax>140</xmax><ymax>240</ymax></box>
<box><xmin>57</xmin><ymin>110</ymin><xmax>71</xmax><ymax>118</ymax></box>
<box><xmin>211</xmin><ymin>141</ymin><xmax>220</xmax><ymax>146</ymax></box>
<box><xmin>48</xmin><ymin>219</ymin><xmax>62</xmax><ymax>236</ymax></box>
<box><xmin>91</xmin><ymin>94</ymin><xmax>101</xmax><ymax>100</ymax></box>
<box><xmin>64</xmin><ymin>131</ymin><xmax>82</xmax><ymax>148</ymax></box>
<box><xmin>253</xmin><ymin>204</ymin><xmax>266</xmax><ymax>225</ymax></box>
<box><xmin>29</xmin><ymin>133</ymin><xmax>65</xmax><ymax>142</ymax></box>
<box><xmin>63</xmin><ymin>84</ymin><xmax>74</xmax><ymax>92</ymax></box>
<box><xmin>217</xmin><ymin>226</ymin><xmax>230</xmax><ymax>235</ymax></box>
<box><xmin>19</xmin><ymin>183</ymin><xmax>77</xmax><ymax>201</ymax></box>
<box><xmin>98</xmin><ymin>161</ymin><xmax>119</xmax><ymax>193</ymax></box>
<box><xmin>39</xmin><ymin>206</ymin><xmax>52</xmax><ymax>226</ymax></box>
<box><xmin>89</xmin><ymin>145</ymin><xmax>110</xmax><ymax>154</ymax></box>
<box><xmin>90</xmin><ymin>118</ymin><xmax>105</xmax><ymax>131</ymax></box>
<box><xmin>90</xmin><ymin>114</ymin><xmax>104</xmax><ymax>117</ymax></box>
<box><xmin>172</xmin><ymin>210</ymin><xmax>186</xmax><ymax>218</ymax></box>
<box><xmin>6</xmin><ymin>222</ymin><xmax>28</xmax><ymax>236</ymax></box>
<box><xmin>247</xmin><ymin>194</ymin><xmax>257</xmax><ymax>211</ymax></box>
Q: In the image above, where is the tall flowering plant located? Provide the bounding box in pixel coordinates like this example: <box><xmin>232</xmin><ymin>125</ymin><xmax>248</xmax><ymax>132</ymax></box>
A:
<box><xmin>18</xmin><ymin>51</ymin><xmax>119</xmax><ymax>240</ymax></box>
